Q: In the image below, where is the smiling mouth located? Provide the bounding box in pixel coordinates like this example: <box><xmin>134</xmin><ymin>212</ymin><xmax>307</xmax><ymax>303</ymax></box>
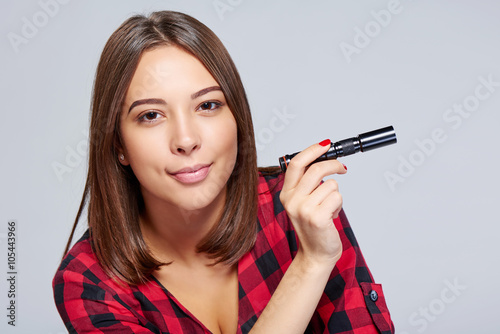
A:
<box><xmin>169</xmin><ymin>164</ymin><xmax>212</xmax><ymax>184</ymax></box>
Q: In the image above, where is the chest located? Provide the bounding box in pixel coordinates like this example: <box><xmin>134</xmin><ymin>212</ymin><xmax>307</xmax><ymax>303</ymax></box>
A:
<box><xmin>155</xmin><ymin>264</ymin><xmax>239</xmax><ymax>334</ymax></box>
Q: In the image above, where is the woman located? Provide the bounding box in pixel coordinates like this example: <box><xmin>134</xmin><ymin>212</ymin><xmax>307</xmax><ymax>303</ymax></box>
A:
<box><xmin>53</xmin><ymin>10</ymin><xmax>394</xmax><ymax>334</ymax></box>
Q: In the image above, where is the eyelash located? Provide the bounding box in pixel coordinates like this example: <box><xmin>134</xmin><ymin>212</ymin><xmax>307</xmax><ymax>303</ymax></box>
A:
<box><xmin>136</xmin><ymin>101</ymin><xmax>224</xmax><ymax>124</ymax></box>
<box><xmin>197</xmin><ymin>101</ymin><xmax>223</xmax><ymax>112</ymax></box>
<box><xmin>138</xmin><ymin>111</ymin><xmax>161</xmax><ymax>123</ymax></box>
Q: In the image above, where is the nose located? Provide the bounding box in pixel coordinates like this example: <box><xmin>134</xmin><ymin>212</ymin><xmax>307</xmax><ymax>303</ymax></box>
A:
<box><xmin>170</xmin><ymin>114</ymin><xmax>200</xmax><ymax>155</ymax></box>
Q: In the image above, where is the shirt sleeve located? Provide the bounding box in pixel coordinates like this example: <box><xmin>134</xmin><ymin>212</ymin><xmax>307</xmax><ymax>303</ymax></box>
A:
<box><xmin>261</xmin><ymin>173</ymin><xmax>395</xmax><ymax>333</ymax></box>
<box><xmin>53</xmin><ymin>254</ymin><xmax>159</xmax><ymax>333</ymax></box>
<box><xmin>311</xmin><ymin>210</ymin><xmax>395</xmax><ymax>334</ymax></box>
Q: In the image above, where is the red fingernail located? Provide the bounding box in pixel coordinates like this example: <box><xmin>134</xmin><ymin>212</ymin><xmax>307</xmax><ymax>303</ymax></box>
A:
<box><xmin>319</xmin><ymin>139</ymin><xmax>331</xmax><ymax>147</ymax></box>
<box><xmin>343</xmin><ymin>164</ymin><xmax>347</xmax><ymax>170</ymax></box>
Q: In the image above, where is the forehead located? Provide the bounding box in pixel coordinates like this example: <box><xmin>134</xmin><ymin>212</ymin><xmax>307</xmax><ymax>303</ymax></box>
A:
<box><xmin>125</xmin><ymin>46</ymin><xmax>219</xmax><ymax>101</ymax></box>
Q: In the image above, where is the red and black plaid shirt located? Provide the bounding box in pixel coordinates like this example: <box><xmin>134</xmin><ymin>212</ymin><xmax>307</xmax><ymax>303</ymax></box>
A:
<box><xmin>53</xmin><ymin>172</ymin><xmax>394</xmax><ymax>333</ymax></box>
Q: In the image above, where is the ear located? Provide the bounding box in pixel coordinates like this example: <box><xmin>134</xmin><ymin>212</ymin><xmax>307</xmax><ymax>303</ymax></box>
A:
<box><xmin>115</xmin><ymin>139</ymin><xmax>130</xmax><ymax>166</ymax></box>
<box><xmin>117</xmin><ymin>151</ymin><xmax>130</xmax><ymax>166</ymax></box>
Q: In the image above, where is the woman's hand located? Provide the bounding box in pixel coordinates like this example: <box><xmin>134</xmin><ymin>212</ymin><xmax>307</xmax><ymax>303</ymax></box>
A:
<box><xmin>249</xmin><ymin>140</ymin><xmax>347</xmax><ymax>334</ymax></box>
<box><xmin>279</xmin><ymin>139</ymin><xmax>347</xmax><ymax>268</ymax></box>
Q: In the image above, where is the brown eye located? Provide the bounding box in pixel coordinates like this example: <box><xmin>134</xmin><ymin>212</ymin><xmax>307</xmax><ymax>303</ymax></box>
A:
<box><xmin>138</xmin><ymin>111</ymin><xmax>161</xmax><ymax>123</ymax></box>
<box><xmin>198</xmin><ymin>101</ymin><xmax>222</xmax><ymax>111</ymax></box>
<box><xmin>144</xmin><ymin>112</ymin><xmax>158</xmax><ymax>120</ymax></box>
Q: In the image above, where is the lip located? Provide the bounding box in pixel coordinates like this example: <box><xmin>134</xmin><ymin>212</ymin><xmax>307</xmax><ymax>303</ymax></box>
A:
<box><xmin>169</xmin><ymin>164</ymin><xmax>212</xmax><ymax>184</ymax></box>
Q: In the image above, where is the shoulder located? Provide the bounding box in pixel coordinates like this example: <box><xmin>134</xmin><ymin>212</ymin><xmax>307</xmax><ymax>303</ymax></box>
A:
<box><xmin>257</xmin><ymin>169</ymin><xmax>285</xmax><ymax>209</ymax></box>
<box><xmin>257</xmin><ymin>170</ymin><xmax>288</xmax><ymax>226</ymax></box>
<box><xmin>257</xmin><ymin>169</ymin><xmax>284</xmax><ymax>192</ymax></box>
<box><xmin>53</xmin><ymin>231</ymin><xmax>102</xmax><ymax>281</ymax></box>
<box><xmin>52</xmin><ymin>230</ymin><xmax>127</xmax><ymax>297</ymax></box>
<box><xmin>52</xmin><ymin>231</ymin><xmax>169</xmax><ymax>332</ymax></box>
<box><xmin>254</xmin><ymin>171</ymin><xmax>297</xmax><ymax>254</ymax></box>
<box><xmin>54</xmin><ymin>230</ymin><xmax>94</xmax><ymax>276</ymax></box>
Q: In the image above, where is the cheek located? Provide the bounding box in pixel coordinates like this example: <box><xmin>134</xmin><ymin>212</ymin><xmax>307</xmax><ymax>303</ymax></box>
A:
<box><xmin>121</xmin><ymin>126</ymin><xmax>166</xmax><ymax>171</ymax></box>
<box><xmin>215</xmin><ymin>116</ymin><xmax>238</xmax><ymax>159</ymax></box>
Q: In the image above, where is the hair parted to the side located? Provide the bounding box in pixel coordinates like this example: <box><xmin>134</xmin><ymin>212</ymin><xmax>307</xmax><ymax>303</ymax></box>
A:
<box><xmin>62</xmin><ymin>11</ymin><xmax>260</xmax><ymax>285</ymax></box>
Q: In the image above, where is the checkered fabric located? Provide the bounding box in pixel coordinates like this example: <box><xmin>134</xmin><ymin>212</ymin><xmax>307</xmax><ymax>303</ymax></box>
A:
<box><xmin>53</xmin><ymin>172</ymin><xmax>394</xmax><ymax>333</ymax></box>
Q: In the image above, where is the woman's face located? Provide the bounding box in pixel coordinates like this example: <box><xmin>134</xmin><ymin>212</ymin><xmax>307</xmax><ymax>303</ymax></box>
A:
<box><xmin>120</xmin><ymin>46</ymin><xmax>238</xmax><ymax>213</ymax></box>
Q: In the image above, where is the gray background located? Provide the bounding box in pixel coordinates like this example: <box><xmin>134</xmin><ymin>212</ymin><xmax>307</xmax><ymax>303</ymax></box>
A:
<box><xmin>1</xmin><ymin>0</ymin><xmax>499</xmax><ymax>333</ymax></box>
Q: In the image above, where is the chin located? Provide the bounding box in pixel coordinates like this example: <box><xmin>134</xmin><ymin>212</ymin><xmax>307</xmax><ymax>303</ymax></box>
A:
<box><xmin>187</xmin><ymin>185</ymin><xmax>225</xmax><ymax>210</ymax></box>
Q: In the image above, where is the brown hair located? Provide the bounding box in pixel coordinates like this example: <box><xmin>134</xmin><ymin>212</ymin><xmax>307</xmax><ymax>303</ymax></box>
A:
<box><xmin>63</xmin><ymin>11</ymin><xmax>260</xmax><ymax>285</ymax></box>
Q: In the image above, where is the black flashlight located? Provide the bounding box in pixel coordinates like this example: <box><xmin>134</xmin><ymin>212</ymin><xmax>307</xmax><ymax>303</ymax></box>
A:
<box><xmin>279</xmin><ymin>126</ymin><xmax>397</xmax><ymax>172</ymax></box>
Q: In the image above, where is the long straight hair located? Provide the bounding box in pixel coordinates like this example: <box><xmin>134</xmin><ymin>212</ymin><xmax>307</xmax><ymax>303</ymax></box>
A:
<box><xmin>63</xmin><ymin>11</ymin><xmax>259</xmax><ymax>285</ymax></box>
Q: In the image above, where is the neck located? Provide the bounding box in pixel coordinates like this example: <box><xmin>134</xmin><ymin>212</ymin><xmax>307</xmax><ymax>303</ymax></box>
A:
<box><xmin>140</xmin><ymin>188</ymin><xmax>227</xmax><ymax>266</ymax></box>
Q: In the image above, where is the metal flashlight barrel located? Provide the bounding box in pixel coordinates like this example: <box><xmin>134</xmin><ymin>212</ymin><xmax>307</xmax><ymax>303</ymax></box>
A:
<box><xmin>358</xmin><ymin>126</ymin><xmax>397</xmax><ymax>152</ymax></box>
<box><xmin>278</xmin><ymin>126</ymin><xmax>397</xmax><ymax>172</ymax></box>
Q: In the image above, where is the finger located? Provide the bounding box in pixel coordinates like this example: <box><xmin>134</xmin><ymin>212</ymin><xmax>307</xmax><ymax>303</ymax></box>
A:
<box><xmin>298</xmin><ymin>179</ymin><xmax>342</xmax><ymax>222</ymax></box>
<box><xmin>304</xmin><ymin>178</ymin><xmax>340</xmax><ymax>208</ymax></box>
<box><xmin>282</xmin><ymin>139</ymin><xmax>332</xmax><ymax>192</ymax></box>
<box><xmin>311</xmin><ymin>189</ymin><xmax>343</xmax><ymax>223</ymax></box>
<box><xmin>294</xmin><ymin>159</ymin><xmax>346</xmax><ymax>197</ymax></box>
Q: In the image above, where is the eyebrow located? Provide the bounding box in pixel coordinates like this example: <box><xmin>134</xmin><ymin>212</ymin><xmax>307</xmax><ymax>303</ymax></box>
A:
<box><xmin>191</xmin><ymin>86</ymin><xmax>222</xmax><ymax>99</ymax></box>
<box><xmin>128</xmin><ymin>86</ymin><xmax>222</xmax><ymax>114</ymax></box>
<box><xmin>128</xmin><ymin>98</ymin><xmax>167</xmax><ymax>114</ymax></box>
